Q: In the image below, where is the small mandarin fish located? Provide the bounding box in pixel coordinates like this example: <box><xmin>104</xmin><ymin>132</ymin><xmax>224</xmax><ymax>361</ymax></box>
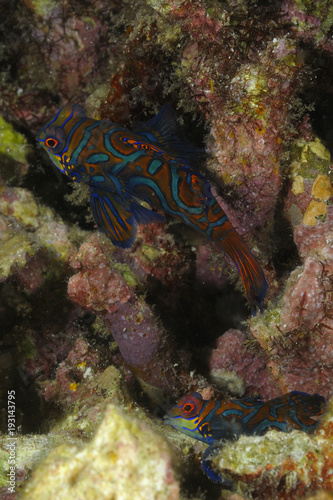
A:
<box><xmin>36</xmin><ymin>104</ymin><xmax>268</xmax><ymax>311</ymax></box>
<box><xmin>164</xmin><ymin>391</ymin><xmax>326</xmax><ymax>484</ymax></box>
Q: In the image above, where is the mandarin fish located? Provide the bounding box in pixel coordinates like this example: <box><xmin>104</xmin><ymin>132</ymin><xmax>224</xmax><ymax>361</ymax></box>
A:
<box><xmin>36</xmin><ymin>104</ymin><xmax>268</xmax><ymax>311</ymax></box>
<box><xmin>164</xmin><ymin>391</ymin><xmax>326</xmax><ymax>484</ymax></box>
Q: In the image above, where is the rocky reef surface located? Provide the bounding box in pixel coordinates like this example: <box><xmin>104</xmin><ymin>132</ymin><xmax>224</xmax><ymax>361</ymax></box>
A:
<box><xmin>0</xmin><ymin>0</ymin><xmax>333</xmax><ymax>498</ymax></box>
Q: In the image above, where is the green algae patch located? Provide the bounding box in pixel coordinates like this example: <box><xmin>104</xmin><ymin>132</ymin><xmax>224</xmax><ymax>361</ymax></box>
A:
<box><xmin>249</xmin><ymin>304</ymin><xmax>282</xmax><ymax>350</ymax></box>
<box><xmin>0</xmin><ymin>116</ymin><xmax>30</xmax><ymax>184</ymax></box>
<box><xmin>138</xmin><ymin>243</ymin><xmax>163</xmax><ymax>263</ymax></box>
<box><xmin>308</xmin><ymin>138</ymin><xmax>331</xmax><ymax>162</ymax></box>
<box><xmin>22</xmin><ymin>404</ymin><xmax>179</xmax><ymax>500</ymax></box>
<box><xmin>0</xmin><ymin>116</ymin><xmax>28</xmax><ymax>165</ymax></box>
<box><xmin>113</xmin><ymin>262</ymin><xmax>140</xmax><ymax>288</ymax></box>
<box><xmin>0</xmin><ymin>187</ymin><xmax>78</xmax><ymax>263</ymax></box>
<box><xmin>146</xmin><ymin>0</ymin><xmax>175</xmax><ymax>14</ymax></box>
<box><xmin>0</xmin><ymin>232</ymin><xmax>36</xmax><ymax>281</ymax></box>
<box><xmin>25</xmin><ymin>0</ymin><xmax>58</xmax><ymax>18</ymax></box>
<box><xmin>20</xmin><ymin>332</ymin><xmax>38</xmax><ymax>359</ymax></box>
<box><xmin>0</xmin><ymin>188</ymin><xmax>40</xmax><ymax>229</ymax></box>
<box><xmin>289</xmin><ymin>137</ymin><xmax>332</xmax><ymax>182</ymax></box>
<box><xmin>0</xmin><ymin>444</ymin><xmax>9</xmax><ymax>488</ymax></box>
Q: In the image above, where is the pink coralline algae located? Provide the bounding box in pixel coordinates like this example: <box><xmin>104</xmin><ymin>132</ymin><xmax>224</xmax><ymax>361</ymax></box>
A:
<box><xmin>250</xmin><ymin>271</ymin><xmax>333</xmax><ymax>400</ymax></box>
<box><xmin>247</xmin><ymin>133</ymin><xmax>333</xmax><ymax>400</ymax></box>
<box><xmin>67</xmin><ymin>233</ymin><xmax>197</xmax><ymax>397</ymax></box>
<box><xmin>32</xmin><ymin>15</ymin><xmax>108</xmax><ymax>100</ymax></box>
<box><xmin>279</xmin><ymin>258</ymin><xmax>326</xmax><ymax>332</ymax></box>
<box><xmin>294</xmin><ymin>205</ymin><xmax>333</xmax><ymax>265</ymax></box>
<box><xmin>281</xmin><ymin>0</ymin><xmax>333</xmax><ymax>53</ymax></box>
<box><xmin>208</xmin><ymin>329</ymin><xmax>281</xmax><ymax>399</ymax></box>
<box><xmin>69</xmin><ymin>263</ymin><xmax>135</xmax><ymax>315</ymax></box>
<box><xmin>1</xmin><ymin>0</ymin><xmax>115</xmax><ymax>132</ymax></box>
<box><xmin>250</xmin><ymin>256</ymin><xmax>333</xmax><ymax>399</ymax></box>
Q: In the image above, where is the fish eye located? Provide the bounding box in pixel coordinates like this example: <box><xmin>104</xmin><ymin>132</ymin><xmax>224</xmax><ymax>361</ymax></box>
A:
<box><xmin>183</xmin><ymin>403</ymin><xmax>194</xmax><ymax>412</ymax></box>
<box><xmin>45</xmin><ymin>137</ymin><xmax>58</xmax><ymax>148</ymax></box>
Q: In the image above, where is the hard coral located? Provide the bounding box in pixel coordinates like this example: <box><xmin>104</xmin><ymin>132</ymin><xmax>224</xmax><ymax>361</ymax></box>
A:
<box><xmin>1</xmin><ymin>364</ymin><xmax>144</xmax><ymax>498</ymax></box>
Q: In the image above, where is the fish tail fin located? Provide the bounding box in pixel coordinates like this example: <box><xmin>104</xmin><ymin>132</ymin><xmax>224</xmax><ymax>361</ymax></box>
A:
<box><xmin>218</xmin><ymin>224</ymin><xmax>268</xmax><ymax>313</ymax></box>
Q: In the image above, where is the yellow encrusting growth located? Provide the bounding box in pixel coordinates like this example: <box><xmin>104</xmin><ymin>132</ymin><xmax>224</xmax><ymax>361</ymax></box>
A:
<box><xmin>302</xmin><ymin>200</ymin><xmax>327</xmax><ymax>226</ymax></box>
<box><xmin>311</xmin><ymin>174</ymin><xmax>333</xmax><ymax>201</ymax></box>
<box><xmin>291</xmin><ymin>175</ymin><xmax>304</xmax><ymax>195</ymax></box>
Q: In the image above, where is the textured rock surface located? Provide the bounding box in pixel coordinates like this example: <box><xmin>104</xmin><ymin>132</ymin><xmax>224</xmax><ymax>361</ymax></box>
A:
<box><xmin>21</xmin><ymin>404</ymin><xmax>179</xmax><ymax>500</ymax></box>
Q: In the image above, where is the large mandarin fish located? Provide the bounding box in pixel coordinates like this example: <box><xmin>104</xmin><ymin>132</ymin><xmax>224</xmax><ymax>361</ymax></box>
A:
<box><xmin>164</xmin><ymin>391</ymin><xmax>326</xmax><ymax>484</ymax></box>
<box><xmin>36</xmin><ymin>103</ymin><xmax>268</xmax><ymax>310</ymax></box>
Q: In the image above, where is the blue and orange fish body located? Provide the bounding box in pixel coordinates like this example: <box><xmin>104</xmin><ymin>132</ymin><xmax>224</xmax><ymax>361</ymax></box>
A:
<box><xmin>37</xmin><ymin>103</ymin><xmax>268</xmax><ymax>310</ymax></box>
<box><xmin>165</xmin><ymin>391</ymin><xmax>326</xmax><ymax>484</ymax></box>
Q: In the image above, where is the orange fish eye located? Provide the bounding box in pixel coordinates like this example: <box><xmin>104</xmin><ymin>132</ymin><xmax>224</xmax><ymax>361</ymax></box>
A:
<box><xmin>46</xmin><ymin>137</ymin><xmax>59</xmax><ymax>148</ymax></box>
<box><xmin>183</xmin><ymin>403</ymin><xmax>194</xmax><ymax>413</ymax></box>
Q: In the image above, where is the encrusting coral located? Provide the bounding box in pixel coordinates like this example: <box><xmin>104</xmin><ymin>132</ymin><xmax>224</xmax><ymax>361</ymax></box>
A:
<box><xmin>1</xmin><ymin>0</ymin><xmax>333</xmax><ymax>498</ymax></box>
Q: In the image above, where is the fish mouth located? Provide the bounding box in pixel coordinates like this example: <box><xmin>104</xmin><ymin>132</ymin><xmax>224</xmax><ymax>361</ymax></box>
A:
<box><xmin>163</xmin><ymin>414</ymin><xmax>173</xmax><ymax>425</ymax></box>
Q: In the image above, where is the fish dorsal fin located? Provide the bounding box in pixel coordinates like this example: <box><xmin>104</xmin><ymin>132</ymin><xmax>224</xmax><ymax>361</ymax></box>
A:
<box><xmin>133</xmin><ymin>104</ymin><xmax>205</xmax><ymax>167</ymax></box>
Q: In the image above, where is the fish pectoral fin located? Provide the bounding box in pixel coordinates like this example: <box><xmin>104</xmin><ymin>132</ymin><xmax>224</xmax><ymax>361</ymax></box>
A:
<box><xmin>130</xmin><ymin>200</ymin><xmax>165</xmax><ymax>225</ymax></box>
<box><xmin>207</xmin><ymin>414</ymin><xmax>242</xmax><ymax>441</ymax></box>
<box><xmin>90</xmin><ymin>187</ymin><xmax>137</xmax><ymax>248</ymax></box>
